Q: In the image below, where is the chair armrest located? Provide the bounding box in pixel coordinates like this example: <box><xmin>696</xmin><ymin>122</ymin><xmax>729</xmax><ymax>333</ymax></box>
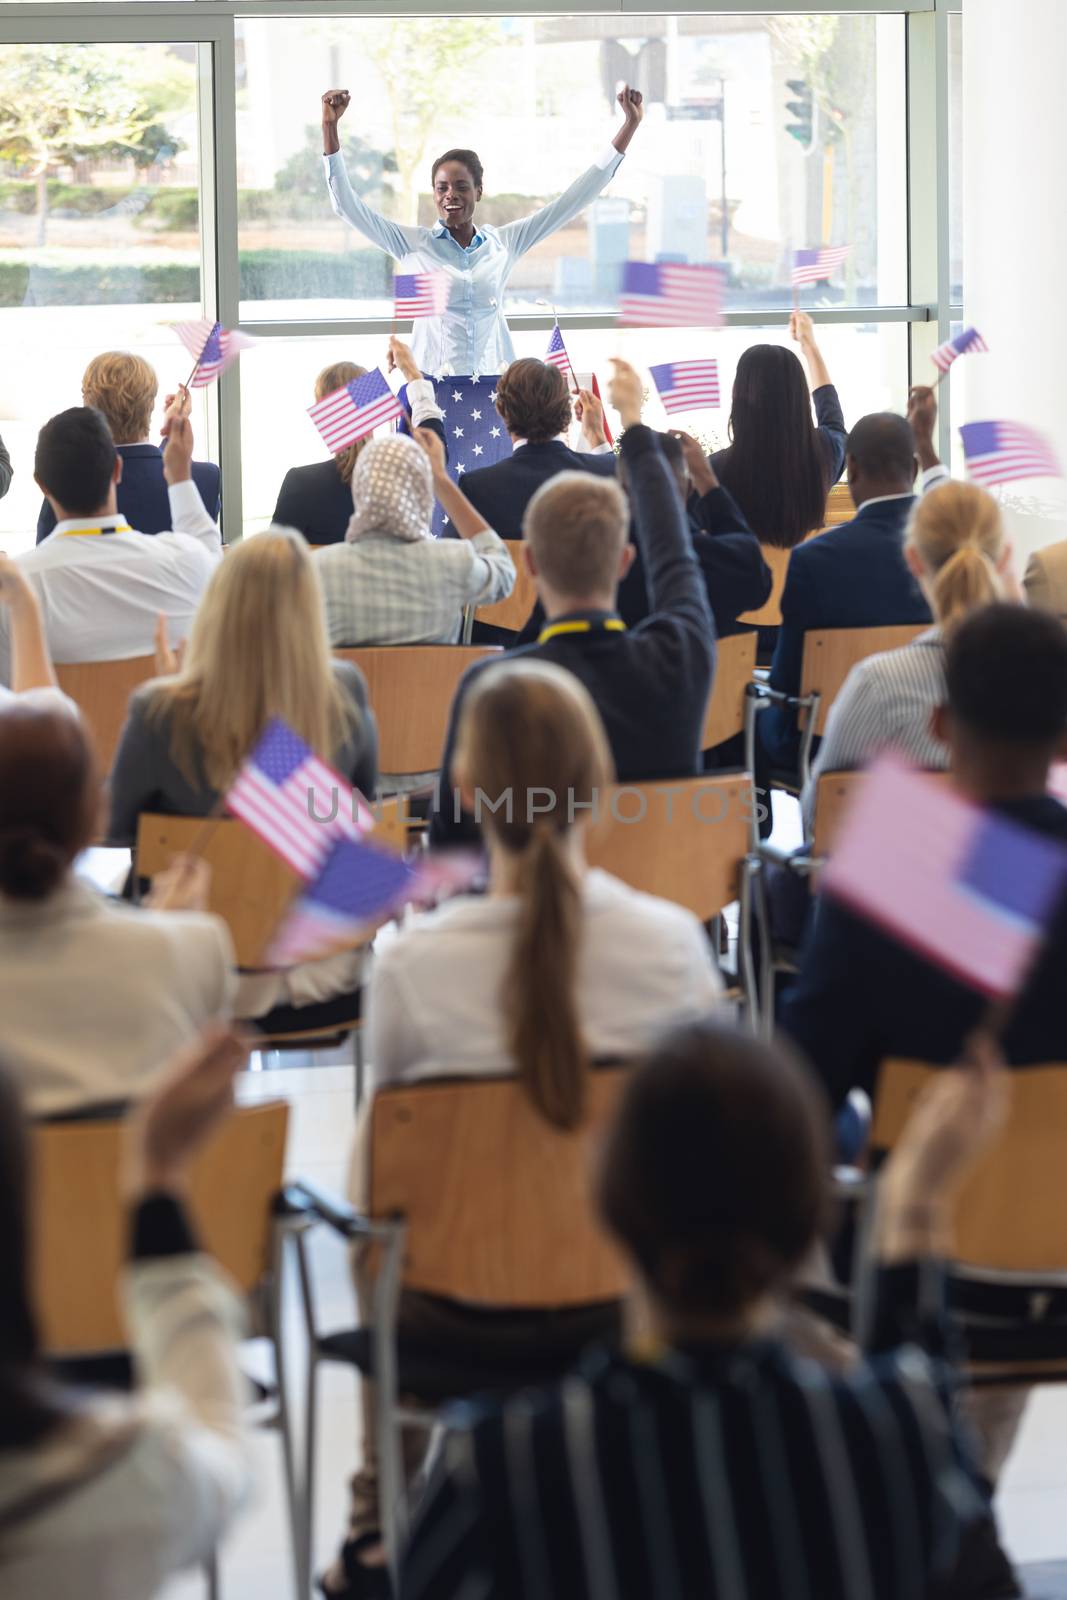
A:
<box><xmin>275</xmin><ymin>1179</ymin><xmax>385</xmax><ymax>1241</ymax></box>
<box><xmin>757</xmin><ymin>842</ymin><xmax>822</xmax><ymax>878</ymax></box>
<box><xmin>833</xmin><ymin>1164</ymin><xmax>869</xmax><ymax>1202</ymax></box>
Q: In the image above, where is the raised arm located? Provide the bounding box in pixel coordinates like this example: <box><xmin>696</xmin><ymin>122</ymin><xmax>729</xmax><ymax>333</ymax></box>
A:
<box><xmin>0</xmin><ymin>556</ymin><xmax>56</xmax><ymax>692</ymax></box>
<box><xmin>321</xmin><ymin>90</ymin><xmax>418</xmax><ymax>262</ymax></box>
<box><xmin>499</xmin><ymin>86</ymin><xmax>643</xmax><ymax>259</ymax></box>
<box><xmin>162</xmin><ymin>401</ymin><xmax>222</xmax><ymax>557</ymax></box>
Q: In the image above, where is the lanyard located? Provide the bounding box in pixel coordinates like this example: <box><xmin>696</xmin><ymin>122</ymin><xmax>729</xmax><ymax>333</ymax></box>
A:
<box><xmin>59</xmin><ymin>523</ymin><xmax>133</xmax><ymax>537</ymax></box>
<box><xmin>538</xmin><ymin>617</ymin><xmax>627</xmax><ymax>644</ymax></box>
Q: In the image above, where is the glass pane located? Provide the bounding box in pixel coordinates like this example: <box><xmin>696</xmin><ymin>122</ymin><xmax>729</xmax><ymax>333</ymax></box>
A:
<box><xmin>242</xmin><ymin>321</ymin><xmax>908</xmax><ymax>538</ymax></box>
<box><xmin>0</xmin><ymin>41</ymin><xmax>209</xmax><ymax>555</ymax></box>
<box><xmin>948</xmin><ymin>10</ymin><xmax>963</xmax><ymax>302</ymax></box>
<box><xmin>236</xmin><ymin>13</ymin><xmax>907</xmax><ymax>323</ymax></box>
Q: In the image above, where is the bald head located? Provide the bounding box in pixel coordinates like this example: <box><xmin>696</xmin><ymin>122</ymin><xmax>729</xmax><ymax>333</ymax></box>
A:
<box><xmin>845</xmin><ymin>412</ymin><xmax>917</xmax><ymax>506</ymax></box>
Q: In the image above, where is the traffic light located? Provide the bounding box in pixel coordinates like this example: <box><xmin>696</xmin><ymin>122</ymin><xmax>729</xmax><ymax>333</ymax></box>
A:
<box><xmin>785</xmin><ymin>78</ymin><xmax>813</xmax><ymax>146</ymax></box>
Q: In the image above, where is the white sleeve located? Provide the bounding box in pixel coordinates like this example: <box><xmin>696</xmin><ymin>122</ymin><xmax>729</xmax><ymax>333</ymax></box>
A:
<box><xmin>463</xmin><ymin>531</ymin><xmax>515</xmax><ymax>605</ymax></box>
<box><xmin>498</xmin><ymin>149</ymin><xmax>624</xmax><ymax>259</ymax></box>
<box><xmin>365</xmin><ymin>950</ymin><xmax>424</xmax><ymax>1093</ymax></box>
<box><xmin>164</xmin><ymin>478</ymin><xmax>222</xmax><ymax>556</ymax></box>
<box><xmin>407</xmin><ymin>377</ymin><xmax>444</xmax><ymax>428</ymax></box>
<box><xmin>323</xmin><ymin>152</ymin><xmax>420</xmax><ymax>262</ymax></box>
<box><xmin>920</xmin><ymin>464</ymin><xmax>951</xmax><ymax>495</ymax></box>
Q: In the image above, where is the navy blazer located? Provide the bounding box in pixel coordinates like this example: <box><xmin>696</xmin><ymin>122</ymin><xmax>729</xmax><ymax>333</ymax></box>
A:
<box><xmin>760</xmin><ymin>495</ymin><xmax>931</xmax><ymax>770</ymax></box>
<box><xmin>273</xmin><ymin>459</ymin><xmax>353</xmax><ymax>546</ymax></box>
<box><xmin>781</xmin><ymin>794</ymin><xmax>1067</xmax><ymax>1109</ymax></box>
<box><xmin>460</xmin><ymin>439</ymin><xmax>616</xmax><ymax>539</ymax></box>
<box><xmin>36</xmin><ymin>444</ymin><xmax>221</xmax><ymax>543</ymax></box>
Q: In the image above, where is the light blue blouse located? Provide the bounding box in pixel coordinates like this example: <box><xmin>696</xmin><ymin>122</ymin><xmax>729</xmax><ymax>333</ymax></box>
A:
<box><xmin>323</xmin><ymin>145</ymin><xmax>624</xmax><ymax>377</ymax></box>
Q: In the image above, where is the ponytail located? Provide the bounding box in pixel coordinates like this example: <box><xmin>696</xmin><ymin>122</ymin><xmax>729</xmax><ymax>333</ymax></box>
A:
<box><xmin>334</xmin><ymin>437</ymin><xmax>365</xmax><ymax>486</ymax></box>
<box><xmin>502</xmin><ymin>828</ymin><xmax>587</xmax><ymax>1130</ymax></box>
<box><xmin>930</xmin><ymin>543</ymin><xmax>1003</xmax><ymax>633</ymax></box>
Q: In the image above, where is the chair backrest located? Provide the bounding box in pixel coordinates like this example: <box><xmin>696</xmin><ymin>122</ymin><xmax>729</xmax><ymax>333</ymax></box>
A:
<box><xmin>474</xmin><ymin>541</ymin><xmax>537</xmax><ymax>633</ymax></box>
<box><xmin>812</xmin><ymin>768</ymin><xmax>949</xmax><ymax>858</ymax></box>
<box><xmin>800</xmin><ymin>625</ymin><xmax>927</xmax><ymax>738</ymax></box>
<box><xmin>586</xmin><ymin>775</ymin><xmax>750</xmax><ymax>921</ymax></box>
<box><xmin>334</xmin><ymin>645</ymin><xmax>502</xmax><ymax>775</ymax></box>
<box><xmin>55</xmin><ymin>655</ymin><xmax>156</xmax><ymax>772</ymax></box>
<box><xmin>136</xmin><ymin>814</ymin><xmax>303</xmax><ymax>968</ymax></box>
<box><xmin>369</xmin><ymin>1073</ymin><xmax>628</xmax><ymax>1306</ymax></box>
<box><xmin>737</xmin><ymin>544</ymin><xmax>792</xmax><ymax>629</ymax></box>
<box><xmin>702</xmin><ymin>630</ymin><xmax>757</xmax><ymax>750</ymax></box>
<box><xmin>871</xmin><ymin>1060</ymin><xmax>1067</xmax><ymax>1274</ymax></box>
<box><xmin>822</xmin><ymin>482</ymin><xmax>857</xmax><ymax>528</ymax></box>
<box><xmin>32</xmin><ymin>1100</ymin><xmax>289</xmax><ymax>1354</ymax></box>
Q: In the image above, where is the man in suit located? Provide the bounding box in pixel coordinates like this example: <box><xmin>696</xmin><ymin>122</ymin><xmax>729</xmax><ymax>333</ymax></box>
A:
<box><xmin>36</xmin><ymin>352</ymin><xmax>220</xmax><ymax>543</ymax></box>
<box><xmin>429</xmin><ymin>357</ymin><xmax>715</xmax><ymax>848</ymax></box>
<box><xmin>759</xmin><ymin>411</ymin><xmax>931</xmax><ymax>772</ymax></box>
<box><xmin>459</xmin><ymin>356</ymin><xmax>616</xmax><ymax>539</ymax></box>
<box><xmin>781</xmin><ymin>603</ymin><xmax>1067</xmax><ymax>1108</ymax></box>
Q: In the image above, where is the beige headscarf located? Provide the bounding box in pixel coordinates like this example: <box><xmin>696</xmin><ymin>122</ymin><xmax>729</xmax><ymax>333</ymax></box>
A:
<box><xmin>345</xmin><ymin>434</ymin><xmax>435</xmax><ymax>544</ymax></box>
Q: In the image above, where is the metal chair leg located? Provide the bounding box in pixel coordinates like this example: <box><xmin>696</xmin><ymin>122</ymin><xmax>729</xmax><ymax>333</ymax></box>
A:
<box><xmin>738</xmin><ymin>859</ymin><xmax>762</xmax><ymax>1036</ymax></box>
<box><xmin>353</xmin><ymin>1027</ymin><xmax>365</xmax><ymax>1113</ymax></box>
<box><xmin>271</xmin><ymin>1228</ymin><xmax>307</xmax><ymax>1600</ymax></box>
<box><xmin>204</xmin><ymin>1552</ymin><xmax>220</xmax><ymax>1600</ymax></box>
<box><xmin>293</xmin><ymin>1232</ymin><xmax>320</xmax><ymax>1593</ymax></box>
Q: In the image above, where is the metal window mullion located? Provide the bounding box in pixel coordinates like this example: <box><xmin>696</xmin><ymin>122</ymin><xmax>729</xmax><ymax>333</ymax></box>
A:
<box><xmin>0</xmin><ymin>2</ymin><xmax>938</xmax><ymax>20</ymax></box>
<box><xmin>906</xmin><ymin>4</ymin><xmax>953</xmax><ymax>461</ymax></box>
<box><xmin>207</xmin><ymin>19</ymin><xmax>243</xmax><ymax>541</ymax></box>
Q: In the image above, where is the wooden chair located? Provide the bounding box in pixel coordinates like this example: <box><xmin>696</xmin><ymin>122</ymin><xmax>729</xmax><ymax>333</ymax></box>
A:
<box><xmin>469</xmin><ymin>540</ymin><xmax>536</xmax><ymax>634</ymax></box>
<box><xmin>55</xmin><ymin>655</ymin><xmax>156</xmax><ymax>772</ymax></box>
<box><xmin>282</xmin><ymin>1071</ymin><xmax>629</xmax><ymax>1581</ymax></box>
<box><xmin>334</xmin><ymin>645</ymin><xmax>501</xmax><ymax>778</ymax></box>
<box><xmin>811</xmin><ymin>768</ymin><xmax>949</xmax><ymax>861</ymax></box>
<box><xmin>821</xmin><ymin>482</ymin><xmax>856</xmax><ymax>528</ymax></box>
<box><xmin>702</xmin><ymin>629</ymin><xmax>757</xmax><ymax>751</ymax></box>
<box><xmin>586</xmin><ymin>775</ymin><xmax>759</xmax><ymax>1024</ymax></box>
<box><xmin>737</xmin><ymin>543</ymin><xmax>792</xmax><ymax>629</ymax></box>
<box><xmin>799</xmin><ymin>624</ymin><xmax>927</xmax><ymax>744</ymax></box>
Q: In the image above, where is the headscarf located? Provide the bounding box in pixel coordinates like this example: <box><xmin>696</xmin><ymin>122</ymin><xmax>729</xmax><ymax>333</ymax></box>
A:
<box><xmin>345</xmin><ymin>434</ymin><xmax>435</xmax><ymax>545</ymax></box>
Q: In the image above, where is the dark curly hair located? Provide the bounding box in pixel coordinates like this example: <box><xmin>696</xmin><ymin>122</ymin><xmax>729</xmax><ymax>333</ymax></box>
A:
<box><xmin>495</xmin><ymin>359</ymin><xmax>573</xmax><ymax>444</ymax></box>
<box><xmin>431</xmin><ymin>148</ymin><xmax>484</xmax><ymax>191</ymax></box>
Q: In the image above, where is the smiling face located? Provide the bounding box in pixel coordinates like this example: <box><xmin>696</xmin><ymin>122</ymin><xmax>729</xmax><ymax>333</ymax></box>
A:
<box><xmin>433</xmin><ymin>160</ymin><xmax>481</xmax><ymax>232</ymax></box>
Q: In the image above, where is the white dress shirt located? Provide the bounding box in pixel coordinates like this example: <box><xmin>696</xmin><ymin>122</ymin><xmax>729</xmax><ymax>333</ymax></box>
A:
<box><xmin>324</xmin><ymin>146</ymin><xmax>624</xmax><ymax>376</ymax></box>
<box><xmin>0</xmin><ymin>480</ymin><xmax>221</xmax><ymax>684</ymax></box>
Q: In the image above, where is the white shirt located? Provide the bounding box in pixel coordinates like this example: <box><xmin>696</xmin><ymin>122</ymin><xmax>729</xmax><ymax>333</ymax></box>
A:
<box><xmin>0</xmin><ymin>480</ymin><xmax>221</xmax><ymax>684</ymax></box>
<box><xmin>365</xmin><ymin>867</ymin><xmax>723</xmax><ymax>1093</ymax></box>
<box><xmin>324</xmin><ymin>145</ymin><xmax>623</xmax><ymax>376</ymax></box>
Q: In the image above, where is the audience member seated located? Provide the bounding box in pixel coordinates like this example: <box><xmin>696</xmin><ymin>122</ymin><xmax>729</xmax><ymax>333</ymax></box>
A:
<box><xmin>402</xmin><ymin>1019</ymin><xmax>1007</xmax><ymax>1600</ymax></box>
<box><xmin>272</xmin><ymin>338</ymin><xmax>447</xmax><ymax>547</ymax></box>
<box><xmin>459</xmin><ymin>356</ymin><xmax>615</xmax><ymax>539</ymax></box>
<box><xmin>709</xmin><ymin>311</ymin><xmax>847</xmax><ymax>550</ymax></box>
<box><xmin>0</xmin><ymin>1026</ymin><xmax>249</xmax><ymax>1596</ymax></box>
<box><xmin>801</xmin><ymin>479</ymin><xmax>1011</xmax><ymax>831</ymax></box>
<box><xmin>0</xmin><ymin>703</ymin><xmax>234</xmax><ymax>1116</ymax></box>
<box><xmin>0</xmin><ymin>402</ymin><xmax>221</xmax><ymax>687</ymax></box>
<box><xmin>760</xmin><ymin>411</ymin><xmax>932</xmax><ymax>773</ymax></box>
<box><xmin>429</xmin><ymin>358</ymin><xmax>715</xmax><ymax>848</ymax></box>
<box><xmin>327</xmin><ymin>660</ymin><xmax>721</xmax><ymax>1596</ymax></box>
<box><xmin>36</xmin><ymin>352</ymin><xmax>220</xmax><ymax>544</ymax></box>
<box><xmin>315</xmin><ymin>428</ymin><xmax>514</xmax><ymax>648</ymax></box>
<box><xmin>109</xmin><ymin>526</ymin><xmax>377</xmax><ymax>1019</ymax></box>
<box><xmin>782</xmin><ymin>603</ymin><xmax>1067</xmax><ymax>1106</ymax></box>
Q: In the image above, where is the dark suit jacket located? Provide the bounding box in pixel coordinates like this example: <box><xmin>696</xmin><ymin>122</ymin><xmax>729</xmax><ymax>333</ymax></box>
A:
<box><xmin>760</xmin><ymin>495</ymin><xmax>931</xmax><ymax>770</ymax></box>
<box><xmin>0</xmin><ymin>432</ymin><xmax>11</xmax><ymax>500</ymax></box>
<box><xmin>272</xmin><ymin>459</ymin><xmax>354</xmax><ymax>546</ymax></box>
<box><xmin>781</xmin><ymin>794</ymin><xmax>1067</xmax><ymax>1109</ymax></box>
<box><xmin>36</xmin><ymin>445</ymin><xmax>220</xmax><ymax>543</ymax></box>
<box><xmin>460</xmin><ymin>439</ymin><xmax>617</xmax><ymax>538</ymax></box>
<box><xmin>429</xmin><ymin>425</ymin><xmax>716</xmax><ymax>848</ymax></box>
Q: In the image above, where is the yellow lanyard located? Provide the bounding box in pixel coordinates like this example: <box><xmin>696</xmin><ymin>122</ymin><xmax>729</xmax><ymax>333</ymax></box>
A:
<box><xmin>59</xmin><ymin>522</ymin><xmax>133</xmax><ymax>537</ymax></box>
<box><xmin>538</xmin><ymin>617</ymin><xmax>627</xmax><ymax>644</ymax></box>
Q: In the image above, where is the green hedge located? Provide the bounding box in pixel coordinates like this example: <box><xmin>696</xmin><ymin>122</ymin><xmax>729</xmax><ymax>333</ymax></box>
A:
<box><xmin>0</xmin><ymin>247</ymin><xmax>390</xmax><ymax>306</ymax></box>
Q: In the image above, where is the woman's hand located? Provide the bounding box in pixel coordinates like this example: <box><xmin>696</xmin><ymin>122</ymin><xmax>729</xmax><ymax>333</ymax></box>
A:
<box><xmin>790</xmin><ymin>310</ymin><xmax>833</xmax><ymax>391</ymax></box>
<box><xmin>607</xmin><ymin>357</ymin><xmax>643</xmax><ymax>431</ymax></box>
<box><xmin>790</xmin><ymin>310</ymin><xmax>816</xmax><ymax>350</ymax></box>
<box><xmin>668</xmin><ymin>430</ymin><xmax>718</xmax><ymax>496</ymax></box>
<box><xmin>321</xmin><ymin>89</ymin><xmax>350</xmax><ymax>156</ymax></box>
<box><xmin>123</xmin><ymin>1024</ymin><xmax>251</xmax><ymax>1199</ymax></box>
<box><xmin>0</xmin><ymin>553</ymin><xmax>39</xmax><ymax>620</ymax></box>
<box><xmin>613</xmin><ymin>85</ymin><xmax>645</xmax><ymax>153</ymax></box>
<box><xmin>146</xmin><ymin>852</ymin><xmax>212</xmax><ymax>913</ymax></box>
<box><xmin>388</xmin><ymin>336</ymin><xmax>422</xmax><ymax>385</ymax></box>
<box><xmin>414</xmin><ymin>425</ymin><xmax>448</xmax><ymax>480</ymax></box>
<box><xmin>154</xmin><ymin>612</ymin><xmax>185</xmax><ymax>677</ymax></box>
<box><xmin>574</xmin><ymin>387</ymin><xmax>607</xmax><ymax>451</ymax></box>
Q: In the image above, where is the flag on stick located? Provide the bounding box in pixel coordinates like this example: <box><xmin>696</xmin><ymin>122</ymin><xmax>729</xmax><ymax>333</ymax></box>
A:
<box><xmin>545</xmin><ymin>323</ymin><xmax>576</xmax><ymax>387</ymax></box>
<box><xmin>791</xmin><ymin>246</ymin><xmax>850</xmax><ymax>287</ymax></box>
<box><xmin>932</xmin><ymin>326</ymin><xmax>989</xmax><ymax>374</ymax></box>
<box><xmin>650</xmin><ymin>359</ymin><xmax>721</xmax><ymax>416</ymax></box>
<box><xmin>172</xmin><ymin>320</ymin><xmax>256</xmax><ymax>387</ymax></box>
<box><xmin>822</xmin><ymin>756</ymin><xmax>1067</xmax><ymax>1000</ymax></box>
<box><xmin>265</xmin><ymin>835</ymin><xmax>414</xmax><ymax>965</ymax></box>
<box><xmin>225</xmin><ymin>718</ymin><xmax>371</xmax><ymax>881</ymax></box>
<box><xmin>618</xmin><ymin>261</ymin><xmax>726</xmax><ymax>328</ymax></box>
<box><xmin>590</xmin><ymin>370</ymin><xmax>614</xmax><ymax>448</ymax></box>
<box><xmin>960</xmin><ymin>420</ymin><xmax>1062</xmax><ymax>487</ymax></box>
<box><xmin>309</xmin><ymin>370</ymin><xmax>403</xmax><ymax>454</ymax></box>
<box><xmin>394</xmin><ymin>271</ymin><xmax>450</xmax><ymax>320</ymax></box>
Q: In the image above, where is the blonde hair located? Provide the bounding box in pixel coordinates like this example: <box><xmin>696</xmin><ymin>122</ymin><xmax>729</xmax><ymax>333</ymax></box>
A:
<box><xmin>315</xmin><ymin>361</ymin><xmax>369</xmax><ymax>486</ymax></box>
<box><xmin>524</xmin><ymin>471</ymin><xmax>629</xmax><ymax>598</ymax></box>
<box><xmin>82</xmin><ymin>351</ymin><xmax>157</xmax><ymax>444</ymax></box>
<box><xmin>905</xmin><ymin>480</ymin><xmax>1006</xmax><ymax>632</ymax></box>
<box><xmin>454</xmin><ymin>661</ymin><xmax>614</xmax><ymax>1131</ymax></box>
<box><xmin>147</xmin><ymin>527</ymin><xmax>357</xmax><ymax>790</ymax></box>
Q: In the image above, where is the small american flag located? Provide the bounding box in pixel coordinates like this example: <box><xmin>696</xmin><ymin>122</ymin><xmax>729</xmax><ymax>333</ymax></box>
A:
<box><xmin>172</xmin><ymin>320</ymin><xmax>256</xmax><ymax>387</ymax></box>
<box><xmin>960</xmin><ymin>420</ymin><xmax>1062</xmax><ymax>487</ymax></box>
<box><xmin>932</xmin><ymin>326</ymin><xmax>989</xmax><ymax>374</ymax></box>
<box><xmin>618</xmin><ymin>261</ymin><xmax>726</xmax><ymax>328</ymax></box>
<box><xmin>265</xmin><ymin>834</ymin><xmax>413</xmax><ymax>966</ymax></box>
<box><xmin>226</xmin><ymin>718</ymin><xmax>371</xmax><ymax>880</ymax></box>
<box><xmin>791</xmin><ymin>246</ymin><xmax>850</xmax><ymax>287</ymax></box>
<box><xmin>545</xmin><ymin>323</ymin><xmax>575</xmax><ymax>385</ymax></box>
<box><xmin>823</xmin><ymin>756</ymin><xmax>1067</xmax><ymax>999</ymax></box>
<box><xmin>650</xmin><ymin>359</ymin><xmax>721</xmax><ymax>416</ymax></box>
<box><xmin>309</xmin><ymin>369</ymin><xmax>403</xmax><ymax>454</ymax></box>
<box><xmin>394</xmin><ymin>271</ymin><xmax>450</xmax><ymax>320</ymax></box>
